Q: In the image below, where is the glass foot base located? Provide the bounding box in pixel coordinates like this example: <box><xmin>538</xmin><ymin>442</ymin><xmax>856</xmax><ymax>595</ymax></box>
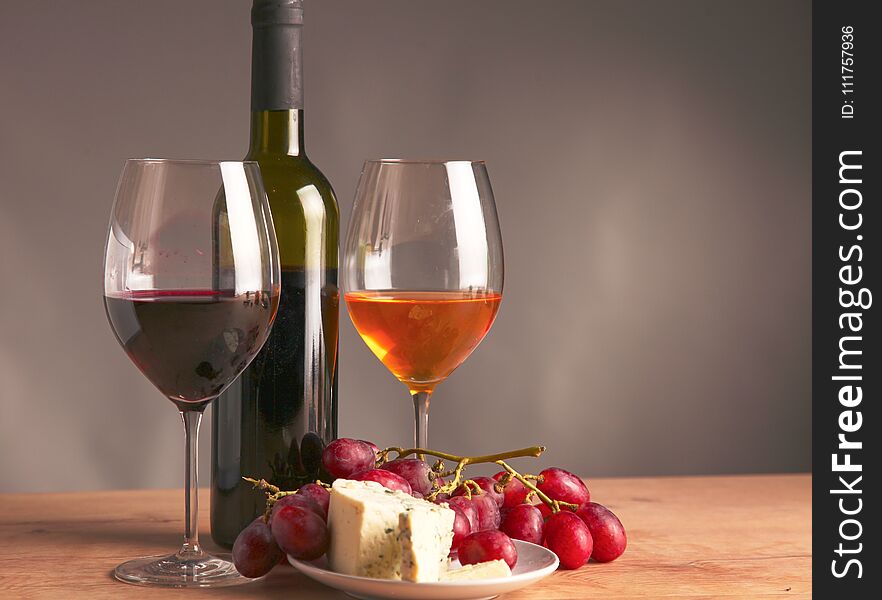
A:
<box><xmin>114</xmin><ymin>552</ymin><xmax>254</xmax><ymax>588</ymax></box>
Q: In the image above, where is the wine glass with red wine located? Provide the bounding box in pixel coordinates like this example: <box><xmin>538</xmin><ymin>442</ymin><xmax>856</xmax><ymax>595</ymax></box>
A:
<box><xmin>103</xmin><ymin>159</ymin><xmax>280</xmax><ymax>587</ymax></box>
<box><xmin>343</xmin><ymin>160</ymin><xmax>504</xmax><ymax>449</ymax></box>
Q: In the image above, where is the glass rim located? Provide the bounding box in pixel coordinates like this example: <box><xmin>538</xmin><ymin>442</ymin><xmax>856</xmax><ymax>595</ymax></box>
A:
<box><xmin>364</xmin><ymin>158</ymin><xmax>486</xmax><ymax>166</ymax></box>
<box><xmin>124</xmin><ymin>158</ymin><xmax>260</xmax><ymax>166</ymax></box>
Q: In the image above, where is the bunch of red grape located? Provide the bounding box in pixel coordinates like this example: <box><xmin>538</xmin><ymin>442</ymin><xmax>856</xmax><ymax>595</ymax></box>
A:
<box><xmin>232</xmin><ymin>438</ymin><xmax>627</xmax><ymax>577</ymax></box>
<box><xmin>233</xmin><ymin>438</ymin><xmax>389</xmax><ymax>578</ymax></box>
<box><xmin>441</xmin><ymin>468</ymin><xmax>626</xmax><ymax>570</ymax></box>
<box><xmin>232</xmin><ymin>481</ymin><xmax>331</xmax><ymax>578</ymax></box>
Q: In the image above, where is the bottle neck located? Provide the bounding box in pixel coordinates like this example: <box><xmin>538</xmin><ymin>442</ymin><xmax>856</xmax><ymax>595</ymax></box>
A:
<box><xmin>250</xmin><ymin>1</ymin><xmax>304</xmax><ymax>156</ymax></box>
<box><xmin>249</xmin><ymin>109</ymin><xmax>305</xmax><ymax>157</ymax></box>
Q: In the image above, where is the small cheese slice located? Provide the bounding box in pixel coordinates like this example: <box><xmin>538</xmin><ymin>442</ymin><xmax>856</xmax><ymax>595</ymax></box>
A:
<box><xmin>398</xmin><ymin>509</ymin><xmax>454</xmax><ymax>582</ymax></box>
<box><xmin>327</xmin><ymin>479</ymin><xmax>455</xmax><ymax>581</ymax></box>
<box><xmin>442</xmin><ymin>559</ymin><xmax>513</xmax><ymax>581</ymax></box>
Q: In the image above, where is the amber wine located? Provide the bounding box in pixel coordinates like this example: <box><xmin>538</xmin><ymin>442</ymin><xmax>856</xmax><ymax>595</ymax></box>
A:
<box><xmin>345</xmin><ymin>291</ymin><xmax>501</xmax><ymax>393</ymax></box>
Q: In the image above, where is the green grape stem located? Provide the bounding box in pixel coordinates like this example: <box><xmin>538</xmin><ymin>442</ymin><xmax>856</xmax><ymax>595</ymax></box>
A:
<box><xmin>458</xmin><ymin>479</ymin><xmax>483</xmax><ymax>499</ymax></box>
<box><xmin>378</xmin><ymin>445</ymin><xmax>545</xmax><ymax>466</ymax></box>
<box><xmin>244</xmin><ymin>444</ymin><xmax>574</xmax><ymax>518</ymax></box>
<box><xmin>243</xmin><ymin>477</ymin><xmax>280</xmax><ymax>495</ymax></box>
<box><xmin>493</xmin><ymin>471</ymin><xmax>514</xmax><ymax>494</ymax></box>
<box><xmin>494</xmin><ymin>461</ymin><xmax>579</xmax><ymax>513</ymax></box>
<box><xmin>243</xmin><ymin>476</ymin><xmax>306</xmax><ymax>521</ymax></box>
<box><xmin>374</xmin><ymin>445</ymin><xmax>546</xmax><ymax>502</ymax></box>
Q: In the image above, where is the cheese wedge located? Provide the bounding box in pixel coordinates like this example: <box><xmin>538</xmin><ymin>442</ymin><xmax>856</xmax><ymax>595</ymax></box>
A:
<box><xmin>327</xmin><ymin>479</ymin><xmax>455</xmax><ymax>581</ymax></box>
<box><xmin>398</xmin><ymin>509</ymin><xmax>455</xmax><ymax>582</ymax></box>
<box><xmin>442</xmin><ymin>559</ymin><xmax>513</xmax><ymax>581</ymax></box>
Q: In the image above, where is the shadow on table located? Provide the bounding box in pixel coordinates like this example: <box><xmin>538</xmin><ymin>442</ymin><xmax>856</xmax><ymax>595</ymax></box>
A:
<box><xmin>31</xmin><ymin>521</ymin><xmax>346</xmax><ymax>598</ymax></box>
<box><xmin>102</xmin><ymin>565</ymin><xmax>347</xmax><ymax>599</ymax></box>
<box><xmin>24</xmin><ymin>520</ymin><xmax>175</xmax><ymax>549</ymax></box>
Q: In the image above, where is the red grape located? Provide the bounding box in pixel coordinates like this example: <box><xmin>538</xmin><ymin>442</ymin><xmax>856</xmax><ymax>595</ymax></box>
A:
<box><xmin>297</xmin><ymin>483</ymin><xmax>330</xmax><ymax>519</ymax></box>
<box><xmin>534</xmin><ymin>502</ymin><xmax>553</xmax><ymax>520</ymax></box>
<box><xmin>471</xmin><ymin>494</ymin><xmax>501</xmax><ymax>531</ymax></box>
<box><xmin>450</xmin><ymin>506</ymin><xmax>471</xmax><ymax>553</ymax></box>
<box><xmin>493</xmin><ymin>471</ymin><xmax>530</xmax><ymax>508</ymax></box>
<box><xmin>270</xmin><ymin>493</ymin><xmax>324</xmax><ymax>523</ymax></box>
<box><xmin>500</xmin><ymin>504</ymin><xmax>544</xmax><ymax>545</ymax></box>
<box><xmin>359</xmin><ymin>439</ymin><xmax>381</xmax><ymax>462</ymax></box>
<box><xmin>453</xmin><ymin>476</ymin><xmax>504</xmax><ymax>507</ymax></box>
<box><xmin>271</xmin><ymin>505</ymin><xmax>329</xmax><ymax>560</ymax></box>
<box><xmin>300</xmin><ymin>432</ymin><xmax>325</xmax><ymax>474</ymax></box>
<box><xmin>543</xmin><ymin>511</ymin><xmax>592</xmax><ymax>569</ymax></box>
<box><xmin>458</xmin><ymin>530</ymin><xmax>518</xmax><ymax>569</ymax></box>
<box><xmin>351</xmin><ymin>468</ymin><xmax>413</xmax><ymax>494</ymax></box>
<box><xmin>444</xmin><ymin>496</ymin><xmax>478</xmax><ymax>532</ymax></box>
<box><xmin>383</xmin><ymin>458</ymin><xmax>434</xmax><ymax>496</ymax></box>
<box><xmin>537</xmin><ymin>468</ymin><xmax>590</xmax><ymax>506</ymax></box>
<box><xmin>321</xmin><ymin>438</ymin><xmax>376</xmax><ymax>479</ymax></box>
<box><xmin>232</xmin><ymin>518</ymin><xmax>282</xmax><ymax>578</ymax></box>
<box><xmin>576</xmin><ymin>502</ymin><xmax>627</xmax><ymax>562</ymax></box>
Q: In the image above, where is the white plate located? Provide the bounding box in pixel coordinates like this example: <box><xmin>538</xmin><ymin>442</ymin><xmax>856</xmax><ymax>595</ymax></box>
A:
<box><xmin>288</xmin><ymin>540</ymin><xmax>559</xmax><ymax>600</ymax></box>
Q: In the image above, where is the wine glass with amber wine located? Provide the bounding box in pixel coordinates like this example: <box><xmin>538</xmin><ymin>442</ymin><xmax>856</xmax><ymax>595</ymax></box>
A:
<box><xmin>343</xmin><ymin>159</ymin><xmax>503</xmax><ymax>448</ymax></box>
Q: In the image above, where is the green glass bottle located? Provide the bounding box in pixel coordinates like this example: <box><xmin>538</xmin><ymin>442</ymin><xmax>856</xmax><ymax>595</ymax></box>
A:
<box><xmin>211</xmin><ymin>0</ymin><xmax>339</xmax><ymax>548</ymax></box>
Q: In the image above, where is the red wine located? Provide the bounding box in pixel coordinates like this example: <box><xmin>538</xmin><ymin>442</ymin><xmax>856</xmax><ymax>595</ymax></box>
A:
<box><xmin>104</xmin><ymin>290</ymin><xmax>278</xmax><ymax>403</ymax></box>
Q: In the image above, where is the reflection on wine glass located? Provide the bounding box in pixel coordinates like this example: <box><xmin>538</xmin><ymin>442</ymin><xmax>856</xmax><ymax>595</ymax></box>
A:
<box><xmin>103</xmin><ymin>159</ymin><xmax>280</xmax><ymax>587</ymax></box>
<box><xmin>343</xmin><ymin>159</ymin><xmax>504</xmax><ymax>448</ymax></box>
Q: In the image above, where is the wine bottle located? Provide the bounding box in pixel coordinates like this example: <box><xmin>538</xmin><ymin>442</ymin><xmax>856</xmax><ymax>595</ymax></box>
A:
<box><xmin>211</xmin><ymin>0</ymin><xmax>339</xmax><ymax>548</ymax></box>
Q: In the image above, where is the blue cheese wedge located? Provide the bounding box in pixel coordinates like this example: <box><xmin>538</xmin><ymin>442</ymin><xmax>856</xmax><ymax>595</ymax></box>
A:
<box><xmin>398</xmin><ymin>509</ymin><xmax>454</xmax><ymax>582</ymax></box>
<box><xmin>327</xmin><ymin>479</ymin><xmax>455</xmax><ymax>582</ymax></box>
<box><xmin>442</xmin><ymin>559</ymin><xmax>512</xmax><ymax>581</ymax></box>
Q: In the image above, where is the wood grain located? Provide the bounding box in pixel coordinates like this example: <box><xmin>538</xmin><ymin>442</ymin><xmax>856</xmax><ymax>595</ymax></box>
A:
<box><xmin>0</xmin><ymin>474</ymin><xmax>810</xmax><ymax>599</ymax></box>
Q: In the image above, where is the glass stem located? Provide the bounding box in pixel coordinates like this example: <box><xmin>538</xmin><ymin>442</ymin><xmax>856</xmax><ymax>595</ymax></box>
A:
<box><xmin>178</xmin><ymin>407</ymin><xmax>206</xmax><ymax>559</ymax></box>
<box><xmin>411</xmin><ymin>391</ymin><xmax>432</xmax><ymax>449</ymax></box>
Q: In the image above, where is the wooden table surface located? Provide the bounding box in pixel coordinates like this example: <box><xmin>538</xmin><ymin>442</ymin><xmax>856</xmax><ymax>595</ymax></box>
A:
<box><xmin>0</xmin><ymin>474</ymin><xmax>810</xmax><ymax>599</ymax></box>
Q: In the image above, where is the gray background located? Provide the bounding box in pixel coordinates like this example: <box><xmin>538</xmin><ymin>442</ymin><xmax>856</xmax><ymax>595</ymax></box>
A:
<box><xmin>0</xmin><ymin>0</ymin><xmax>811</xmax><ymax>493</ymax></box>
